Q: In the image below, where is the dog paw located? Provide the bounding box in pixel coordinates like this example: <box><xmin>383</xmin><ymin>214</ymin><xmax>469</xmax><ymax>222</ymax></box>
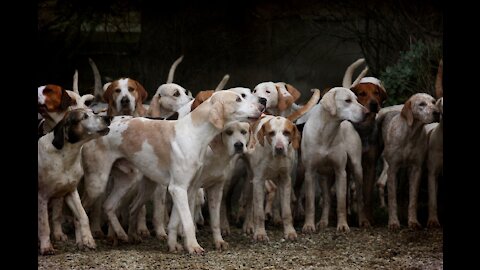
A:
<box><xmin>215</xmin><ymin>239</ymin><xmax>229</xmax><ymax>251</ymax></box>
<box><xmin>408</xmin><ymin>220</ymin><xmax>422</xmax><ymax>230</ymax></box>
<box><xmin>53</xmin><ymin>232</ymin><xmax>68</xmax><ymax>242</ymax></box>
<box><xmin>243</xmin><ymin>224</ymin><xmax>254</xmax><ymax>235</ymax></box>
<box><xmin>302</xmin><ymin>223</ymin><xmax>316</xmax><ymax>233</ymax></box>
<box><xmin>284</xmin><ymin>231</ymin><xmax>297</xmax><ymax>241</ymax></box>
<box><xmin>427</xmin><ymin>219</ymin><xmax>441</xmax><ymax>228</ymax></box>
<box><xmin>129</xmin><ymin>233</ymin><xmax>143</xmax><ymax>244</ymax></box>
<box><xmin>221</xmin><ymin>227</ymin><xmax>231</xmax><ymax>237</ymax></box>
<box><xmin>316</xmin><ymin>220</ymin><xmax>328</xmax><ymax>230</ymax></box>
<box><xmin>336</xmin><ymin>223</ymin><xmax>350</xmax><ymax>233</ymax></box>
<box><xmin>78</xmin><ymin>237</ymin><xmax>96</xmax><ymax>251</ymax></box>
<box><xmin>273</xmin><ymin>217</ymin><xmax>283</xmax><ymax>226</ymax></box>
<box><xmin>187</xmin><ymin>244</ymin><xmax>205</xmax><ymax>254</ymax></box>
<box><xmin>156</xmin><ymin>231</ymin><xmax>168</xmax><ymax>241</ymax></box>
<box><xmin>39</xmin><ymin>244</ymin><xmax>55</xmax><ymax>255</ymax></box>
<box><xmin>92</xmin><ymin>230</ymin><xmax>105</xmax><ymax>239</ymax></box>
<box><xmin>169</xmin><ymin>243</ymin><xmax>184</xmax><ymax>253</ymax></box>
<box><xmin>117</xmin><ymin>232</ymin><xmax>129</xmax><ymax>243</ymax></box>
<box><xmin>253</xmin><ymin>232</ymin><xmax>269</xmax><ymax>242</ymax></box>
<box><xmin>137</xmin><ymin>228</ymin><xmax>151</xmax><ymax>238</ymax></box>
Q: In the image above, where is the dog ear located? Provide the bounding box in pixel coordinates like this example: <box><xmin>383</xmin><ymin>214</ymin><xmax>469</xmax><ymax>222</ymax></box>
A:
<box><xmin>51</xmin><ymin>118</ymin><xmax>66</xmax><ymax>150</ymax></box>
<box><xmin>320</xmin><ymin>90</ymin><xmax>337</xmax><ymax>116</ymax></box>
<box><xmin>436</xmin><ymin>97</ymin><xmax>443</xmax><ymax>115</ymax></box>
<box><xmin>275</xmin><ymin>84</ymin><xmax>295</xmax><ymax>112</ymax></box>
<box><xmin>147</xmin><ymin>94</ymin><xmax>162</xmax><ymax>117</ymax></box>
<box><xmin>256</xmin><ymin>123</ymin><xmax>267</xmax><ymax>146</ymax></box>
<box><xmin>401</xmin><ymin>99</ymin><xmax>414</xmax><ymax>126</ymax></box>
<box><xmin>291</xmin><ymin>123</ymin><xmax>301</xmax><ymax>150</ymax></box>
<box><xmin>134</xmin><ymin>80</ymin><xmax>148</xmax><ymax>102</ymax></box>
<box><xmin>377</xmin><ymin>84</ymin><xmax>388</xmax><ymax>104</ymax></box>
<box><xmin>247</xmin><ymin>121</ymin><xmax>258</xmax><ymax>150</ymax></box>
<box><xmin>285</xmin><ymin>84</ymin><xmax>301</xmax><ymax>102</ymax></box>
<box><xmin>103</xmin><ymin>83</ymin><xmax>115</xmax><ymax>108</ymax></box>
<box><xmin>208</xmin><ymin>134</ymin><xmax>223</xmax><ymax>153</ymax></box>
<box><xmin>209</xmin><ymin>100</ymin><xmax>225</xmax><ymax>129</ymax></box>
<box><xmin>59</xmin><ymin>88</ymin><xmax>74</xmax><ymax>111</ymax></box>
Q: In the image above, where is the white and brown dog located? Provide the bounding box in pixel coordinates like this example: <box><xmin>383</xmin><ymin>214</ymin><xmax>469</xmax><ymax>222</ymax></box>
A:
<box><xmin>102</xmin><ymin>78</ymin><xmax>148</xmax><ymax>117</ymax></box>
<box><xmin>38</xmin><ymin>108</ymin><xmax>110</xmax><ymax>255</ymax></box>
<box><xmin>252</xmin><ymin>82</ymin><xmax>301</xmax><ymax>118</ymax></box>
<box><xmin>81</xmin><ymin>90</ymin><xmax>263</xmax><ymax>254</ymax></box>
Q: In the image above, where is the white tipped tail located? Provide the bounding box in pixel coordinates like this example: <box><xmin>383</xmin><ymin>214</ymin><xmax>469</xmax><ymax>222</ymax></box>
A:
<box><xmin>88</xmin><ymin>58</ymin><xmax>103</xmax><ymax>100</ymax></box>
<box><xmin>350</xmin><ymin>66</ymin><xmax>369</xmax><ymax>88</ymax></box>
<box><xmin>287</xmin><ymin>88</ymin><xmax>321</xmax><ymax>122</ymax></box>
<box><xmin>214</xmin><ymin>74</ymin><xmax>230</xmax><ymax>92</ymax></box>
<box><xmin>435</xmin><ymin>58</ymin><xmax>443</xmax><ymax>98</ymax></box>
<box><xmin>167</xmin><ymin>55</ymin><xmax>184</xmax><ymax>84</ymax></box>
<box><xmin>72</xmin><ymin>69</ymin><xmax>79</xmax><ymax>94</ymax></box>
<box><xmin>342</xmin><ymin>58</ymin><xmax>366</xmax><ymax>88</ymax></box>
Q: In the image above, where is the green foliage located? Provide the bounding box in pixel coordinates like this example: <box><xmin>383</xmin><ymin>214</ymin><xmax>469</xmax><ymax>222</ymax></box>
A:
<box><xmin>379</xmin><ymin>40</ymin><xmax>442</xmax><ymax>106</ymax></box>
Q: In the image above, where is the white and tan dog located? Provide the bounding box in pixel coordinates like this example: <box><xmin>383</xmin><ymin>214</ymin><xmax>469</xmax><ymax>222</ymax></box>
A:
<box><xmin>252</xmin><ymin>82</ymin><xmax>301</xmax><ymax>118</ymax></box>
<box><xmin>301</xmin><ymin>87</ymin><xmax>369</xmax><ymax>233</ymax></box>
<box><xmin>38</xmin><ymin>108</ymin><xmax>110</xmax><ymax>255</ymax></box>
<box><xmin>102</xmin><ymin>78</ymin><xmax>148</xmax><ymax>117</ymax></box>
<box><xmin>81</xmin><ymin>90</ymin><xmax>263</xmax><ymax>253</ymax></box>
<box><xmin>378</xmin><ymin>93</ymin><xmax>439</xmax><ymax>230</ymax></box>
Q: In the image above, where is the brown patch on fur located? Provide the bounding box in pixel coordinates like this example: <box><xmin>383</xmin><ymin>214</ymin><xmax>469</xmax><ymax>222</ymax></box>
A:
<box><xmin>41</xmin><ymin>84</ymin><xmax>74</xmax><ymax>112</ymax></box>
<box><xmin>120</xmin><ymin>119</ymin><xmax>175</xmax><ymax>170</ymax></box>
<box><xmin>284</xmin><ymin>120</ymin><xmax>301</xmax><ymax>150</ymax></box>
<box><xmin>190</xmin><ymin>91</ymin><xmax>238</xmax><ymax>130</ymax></box>
<box><xmin>191</xmin><ymin>90</ymin><xmax>214</xmax><ymax>111</ymax></box>
<box><xmin>351</xmin><ymin>82</ymin><xmax>387</xmax><ymax>112</ymax></box>
<box><xmin>147</xmin><ymin>94</ymin><xmax>162</xmax><ymax>117</ymax></box>
<box><xmin>257</xmin><ymin>119</ymin><xmax>272</xmax><ymax>147</ymax></box>
<box><xmin>103</xmin><ymin>78</ymin><xmax>148</xmax><ymax>116</ymax></box>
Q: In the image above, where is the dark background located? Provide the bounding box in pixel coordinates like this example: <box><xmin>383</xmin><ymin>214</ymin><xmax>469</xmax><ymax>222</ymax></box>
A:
<box><xmin>36</xmin><ymin>0</ymin><xmax>442</xmax><ymax>104</ymax></box>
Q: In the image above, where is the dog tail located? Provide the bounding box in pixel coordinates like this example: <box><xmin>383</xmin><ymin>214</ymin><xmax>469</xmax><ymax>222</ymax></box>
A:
<box><xmin>350</xmin><ymin>66</ymin><xmax>369</xmax><ymax>88</ymax></box>
<box><xmin>88</xmin><ymin>58</ymin><xmax>103</xmax><ymax>101</ymax></box>
<box><xmin>435</xmin><ymin>58</ymin><xmax>443</xmax><ymax>99</ymax></box>
<box><xmin>342</xmin><ymin>58</ymin><xmax>367</xmax><ymax>88</ymax></box>
<box><xmin>167</xmin><ymin>55</ymin><xmax>184</xmax><ymax>84</ymax></box>
<box><xmin>214</xmin><ymin>74</ymin><xmax>230</xmax><ymax>92</ymax></box>
<box><xmin>287</xmin><ymin>88</ymin><xmax>321</xmax><ymax>122</ymax></box>
<box><xmin>72</xmin><ymin>69</ymin><xmax>79</xmax><ymax>94</ymax></box>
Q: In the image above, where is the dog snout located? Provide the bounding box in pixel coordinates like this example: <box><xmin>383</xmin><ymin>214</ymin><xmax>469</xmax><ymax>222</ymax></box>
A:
<box><xmin>369</xmin><ymin>101</ymin><xmax>379</xmax><ymax>113</ymax></box>
<box><xmin>120</xmin><ymin>96</ymin><xmax>130</xmax><ymax>107</ymax></box>
<box><xmin>102</xmin><ymin>115</ymin><xmax>112</xmax><ymax>126</ymax></box>
<box><xmin>234</xmin><ymin>142</ymin><xmax>244</xmax><ymax>153</ymax></box>
<box><xmin>259</xmin><ymin>97</ymin><xmax>267</xmax><ymax>107</ymax></box>
<box><xmin>274</xmin><ymin>146</ymin><xmax>285</xmax><ymax>155</ymax></box>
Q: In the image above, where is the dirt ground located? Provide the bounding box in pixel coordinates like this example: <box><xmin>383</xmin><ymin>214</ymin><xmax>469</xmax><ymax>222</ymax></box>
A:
<box><xmin>38</xmin><ymin>224</ymin><xmax>443</xmax><ymax>270</ymax></box>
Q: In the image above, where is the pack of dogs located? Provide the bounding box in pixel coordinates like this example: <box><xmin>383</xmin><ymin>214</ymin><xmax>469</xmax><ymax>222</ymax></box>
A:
<box><xmin>38</xmin><ymin>56</ymin><xmax>443</xmax><ymax>255</ymax></box>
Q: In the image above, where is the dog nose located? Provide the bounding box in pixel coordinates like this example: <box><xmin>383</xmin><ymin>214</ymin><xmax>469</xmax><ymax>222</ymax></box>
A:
<box><xmin>259</xmin><ymin>97</ymin><xmax>267</xmax><ymax>106</ymax></box>
<box><xmin>275</xmin><ymin>146</ymin><xmax>284</xmax><ymax>155</ymax></box>
<box><xmin>234</xmin><ymin>142</ymin><xmax>244</xmax><ymax>152</ymax></box>
<box><xmin>120</xmin><ymin>96</ymin><xmax>130</xmax><ymax>106</ymax></box>
<box><xmin>369</xmin><ymin>101</ymin><xmax>379</xmax><ymax>113</ymax></box>
<box><xmin>102</xmin><ymin>115</ymin><xmax>112</xmax><ymax>126</ymax></box>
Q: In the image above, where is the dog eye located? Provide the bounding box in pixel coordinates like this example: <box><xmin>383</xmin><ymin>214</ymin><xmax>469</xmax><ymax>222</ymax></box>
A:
<box><xmin>115</xmin><ymin>89</ymin><xmax>121</xmax><ymax>93</ymax></box>
<box><xmin>241</xmin><ymin>129</ymin><xmax>247</xmax><ymax>135</ymax></box>
<box><xmin>268</xmin><ymin>131</ymin><xmax>275</xmax><ymax>137</ymax></box>
<box><xmin>359</xmin><ymin>92</ymin><xmax>366</xmax><ymax>97</ymax></box>
<box><xmin>419</xmin><ymin>102</ymin><xmax>426</xmax><ymax>107</ymax></box>
<box><xmin>266</xmin><ymin>90</ymin><xmax>271</xmax><ymax>94</ymax></box>
<box><xmin>345</xmin><ymin>99</ymin><xmax>352</xmax><ymax>103</ymax></box>
<box><xmin>253</xmin><ymin>89</ymin><xmax>256</xmax><ymax>93</ymax></box>
<box><xmin>283</xmin><ymin>130</ymin><xmax>291</xmax><ymax>136</ymax></box>
<box><xmin>241</xmin><ymin>94</ymin><xmax>246</xmax><ymax>98</ymax></box>
<box><xmin>83</xmin><ymin>113</ymin><xmax>89</xmax><ymax>119</ymax></box>
<box><xmin>374</xmin><ymin>91</ymin><xmax>379</xmax><ymax>96</ymax></box>
<box><xmin>236</xmin><ymin>97</ymin><xmax>242</xmax><ymax>102</ymax></box>
<box><xmin>128</xmin><ymin>87</ymin><xmax>134</xmax><ymax>92</ymax></box>
<box><xmin>173</xmin><ymin>90</ymin><xmax>180</xmax><ymax>97</ymax></box>
<box><xmin>225</xmin><ymin>130</ymin><xmax>233</xmax><ymax>136</ymax></box>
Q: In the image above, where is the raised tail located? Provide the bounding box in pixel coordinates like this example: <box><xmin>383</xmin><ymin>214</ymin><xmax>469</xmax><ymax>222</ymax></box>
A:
<box><xmin>88</xmin><ymin>58</ymin><xmax>103</xmax><ymax>100</ymax></box>
<box><xmin>72</xmin><ymin>69</ymin><xmax>79</xmax><ymax>94</ymax></box>
<box><xmin>342</xmin><ymin>58</ymin><xmax>366</xmax><ymax>88</ymax></box>
<box><xmin>435</xmin><ymin>58</ymin><xmax>443</xmax><ymax>98</ymax></box>
<box><xmin>287</xmin><ymin>88</ymin><xmax>321</xmax><ymax>122</ymax></box>
<box><xmin>167</xmin><ymin>55</ymin><xmax>184</xmax><ymax>84</ymax></box>
<box><xmin>214</xmin><ymin>74</ymin><xmax>230</xmax><ymax>92</ymax></box>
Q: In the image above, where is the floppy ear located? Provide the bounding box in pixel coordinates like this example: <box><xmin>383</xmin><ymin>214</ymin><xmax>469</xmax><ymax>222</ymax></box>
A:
<box><xmin>256</xmin><ymin>123</ymin><xmax>266</xmax><ymax>147</ymax></box>
<box><xmin>209</xmin><ymin>100</ymin><xmax>224</xmax><ymax>129</ymax></box>
<box><xmin>276</xmin><ymin>84</ymin><xmax>295</xmax><ymax>112</ymax></box>
<box><xmin>320</xmin><ymin>90</ymin><xmax>337</xmax><ymax>116</ymax></box>
<box><xmin>208</xmin><ymin>134</ymin><xmax>223</xmax><ymax>153</ymax></box>
<box><xmin>247</xmin><ymin>121</ymin><xmax>259</xmax><ymax>149</ymax></box>
<box><xmin>291</xmin><ymin>124</ymin><xmax>301</xmax><ymax>150</ymax></box>
<box><xmin>134</xmin><ymin>80</ymin><xmax>148</xmax><ymax>102</ymax></box>
<box><xmin>377</xmin><ymin>84</ymin><xmax>388</xmax><ymax>103</ymax></box>
<box><xmin>148</xmin><ymin>94</ymin><xmax>162</xmax><ymax>117</ymax></box>
<box><xmin>103</xmin><ymin>83</ymin><xmax>115</xmax><ymax>105</ymax></box>
<box><xmin>59</xmin><ymin>88</ymin><xmax>74</xmax><ymax>111</ymax></box>
<box><xmin>191</xmin><ymin>90</ymin><xmax>214</xmax><ymax>111</ymax></box>
<box><xmin>285</xmin><ymin>84</ymin><xmax>301</xmax><ymax>102</ymax></box>
<box><xmin>401</xmin><ymin>99</ymin><xmax>414</xmax><ymax>126</ymax></box>
<box><xmin>51</xmin><ymin>119</ymin><xmax>66</xmax><ymax>150</ymax></box>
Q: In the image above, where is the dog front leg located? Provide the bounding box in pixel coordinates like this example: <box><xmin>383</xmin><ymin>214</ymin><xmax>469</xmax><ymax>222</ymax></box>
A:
<box><xmin>334</xmin><ymin>169</ymin><xmax>350</xmax><ymax>232</ymax></box>
<box><xmin>51</xmin><ymin>197</ymin><xmax>68</xmax><ymax>241</ymax></box>
<box><xmin>387</xmin><ymin>163</ymin><xmax>400</xmax><ymax>230</ymax></box>
<box><xmin>153</xmin><ymin>184</ymin><xmax>168</xmax><ymax>240</ymax></box>
<box><xmin>206</xmin><ymin>182</ymin><xmax>229</xmax><ymax>250</ymax></box>
<box><xmin>302</xmin><ymin>168</ymin><xmax>316</xmax><ymax>233</ymax></box>
<box><xmin>64</xmin><ymin>189</ymin><xmax>96</xmax><ymax>251</ymax></box>
<box><xmin>278</xmin><ymin>175</ymin><xmax>297</xmax><ymax>240</ymax></box>
<box><xmin>407</xmin><ymin>165</ymin><xmax>422</xmax><ymax>230</ymax></box>
<box><xmin>252</xmin><ymin>175</ymin><xmax>268</xmax><ymax>242</ymax></box>
<box><xmin>427</xmin><ymin>163</ymin><xmax>441</xmax><ymax>228</ymax></box>
<box><xmin>39</xmin><ymin>194</ymin><xmax>54</xmax><ymax>255</ymax></box>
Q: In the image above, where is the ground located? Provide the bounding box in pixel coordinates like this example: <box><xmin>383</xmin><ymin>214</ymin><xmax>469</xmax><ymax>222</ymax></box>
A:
<box><xmin>38</xmin><ymin>225</ymin><xmax>443</xmax><ymax>269</ymax></box>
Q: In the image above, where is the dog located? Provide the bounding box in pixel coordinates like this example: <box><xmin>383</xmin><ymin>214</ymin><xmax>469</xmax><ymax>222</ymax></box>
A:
<box><xmin>102</xmin><ymin>78</ymin><xmax>148</xmax><ymax>117</ymax></box>
<box><xmin>252</xmin><ymin>82</ymin><xmax>302</xmax><ymax>118</ymax></box>
<box><xmin>377</xmin><ymin>93</ymin><xmax>439</xmax><ymax>230</ymax></box>
<box><xmin>301</xmin><ymin>87</ymin><xmax>369</xmax><ymax>233</ymax></box>
<box><xmin>38</xmin><ymin>108</ymin><xmax>110</xmax><ymax>255</ymax></box>
<box><xmin>80</xmin><ymin>90</ymin><xmax>263</xmax><ymax>254</ymax></box>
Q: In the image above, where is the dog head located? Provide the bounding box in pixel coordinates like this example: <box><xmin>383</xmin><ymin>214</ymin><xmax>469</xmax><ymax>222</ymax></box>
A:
<box><xmin>253</xmin><ymin>82</ymin><xmax>301</xmax><ymax>112</ymax></box>
<box><xmin>350</xmin><ymin>77</ymin><xmax>387</xmax><ymax>113</ymax></box>
<box><xmin>148</xmin><ymin>83</ymin><xmax>193</xmax><ymax>117</ymax></box>
<box><xmin>210</xmin><ymin>121</ymin><xmax>251</xmax><ymax>156</ymax></box>
<box><xmin>320</xmin><ymin>87</ymin><xmax>368</xmax><ymax>123</ymax></box>
<box><xmin>38</xmin><ymin>84</ymin><xmax>75</xmax><ymax>116</ymax></box>
<box><xmin>51</xmin><ymin>108</ymin><xmax>110</xmax><ymax>150</ymax></box>
<box><xmin>256</xmin><ymin>116</ymin><xmax>300</xmax><ymax>157</ymax></box>
<box><xmin>206</xmin><ymin>90</ymin><xmax>263</xmax><ymax>130</ymax></box>
<box><xmin>103</xmin><ymin>78</ymin><xmax>148</xmax><ymax>116</ymax></box>
<box><xmin>228</xmin><ymin>87</ymin><xmax>266</xmax><ymax>113</ymax></box>
<box><xmin>401</xmin><ymin>93</ymin><xmax>439</xmax><ymax>126</ymax></box>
